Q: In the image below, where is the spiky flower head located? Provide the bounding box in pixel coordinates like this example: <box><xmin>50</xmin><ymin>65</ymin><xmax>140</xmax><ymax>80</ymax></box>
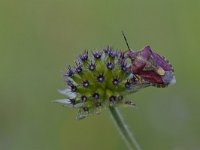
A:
<box><xmin>55</xmin><ymin>46</ymin><xmax>175</xmax><ymax>119</ymax></box>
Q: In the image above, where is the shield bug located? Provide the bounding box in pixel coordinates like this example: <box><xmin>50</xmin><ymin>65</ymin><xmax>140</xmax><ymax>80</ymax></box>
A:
<box><xmin>121</xmin><ymin>32</ymin><xmax>176</xmax><ymax>88</ymax></box>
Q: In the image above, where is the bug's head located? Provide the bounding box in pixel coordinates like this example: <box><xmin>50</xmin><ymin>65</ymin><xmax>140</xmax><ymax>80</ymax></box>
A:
<box><xmin>127</xmin><ymin>46</ymin><xmax>176</xmax><ymax>88</ymax></box>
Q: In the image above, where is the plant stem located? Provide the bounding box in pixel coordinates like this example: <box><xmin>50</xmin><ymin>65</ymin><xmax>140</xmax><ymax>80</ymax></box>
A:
<box><xmin>109</xmin><ymin>107</ymin><xmax>142</xmax><ymax>150</ymax></box>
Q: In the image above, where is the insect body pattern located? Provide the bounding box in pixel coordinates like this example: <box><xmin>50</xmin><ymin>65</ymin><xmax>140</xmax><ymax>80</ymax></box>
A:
<box><xmin>121</xmin><ymin>32</ymin><xmax>175</xmax><ymax>88</ymax></box>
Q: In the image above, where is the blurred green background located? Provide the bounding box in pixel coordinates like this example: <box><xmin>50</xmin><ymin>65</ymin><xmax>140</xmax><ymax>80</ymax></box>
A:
<box><xmin>0</xmin><ymin>0</ymin><xmax>200</xmax><ymax>150</ymax></box>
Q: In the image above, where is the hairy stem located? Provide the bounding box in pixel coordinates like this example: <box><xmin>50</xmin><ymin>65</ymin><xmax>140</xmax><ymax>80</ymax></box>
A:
<box><xmin>109</xmin><ymin>107</ymin><xmax>142</xmax><ymax>150</ymax></box>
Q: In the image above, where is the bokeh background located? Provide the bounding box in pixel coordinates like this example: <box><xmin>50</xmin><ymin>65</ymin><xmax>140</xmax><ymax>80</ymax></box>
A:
<box><xmin>1</xmin><ymin>0</ymin><xmax>200</xmax><ymax>150</ymax></box>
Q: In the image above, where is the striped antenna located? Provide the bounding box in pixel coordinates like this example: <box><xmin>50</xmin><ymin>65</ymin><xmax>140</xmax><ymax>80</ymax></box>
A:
<box><xmin>121</xmin><ymin>31</ymin><xmax>130</xmax><ymax>50</ymax></box>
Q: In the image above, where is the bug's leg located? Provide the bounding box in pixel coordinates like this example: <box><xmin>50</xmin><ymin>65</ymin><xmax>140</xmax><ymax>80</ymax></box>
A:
<box><xmin>123</xmin><ymin>99</ymin><xmax>136</xmax><ymax>107</ymax></box>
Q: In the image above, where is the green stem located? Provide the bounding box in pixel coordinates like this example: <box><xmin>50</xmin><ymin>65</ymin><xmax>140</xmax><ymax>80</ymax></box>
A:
<box><xmin>109</xmin><ymin>107</ymin><xmax>142</xmax><ymax>150</ymax></box>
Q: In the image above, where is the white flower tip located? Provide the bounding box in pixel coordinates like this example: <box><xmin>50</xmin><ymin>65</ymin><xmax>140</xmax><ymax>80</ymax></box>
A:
<box><xmin>58</xmin><ymin>89</ymin><xmax>76</xmax><ymax>99</ymax></box>
<box><xmin>53</xmin><ymin>99</ymin><xmax>73</xmax><ymax>107</ymax></box>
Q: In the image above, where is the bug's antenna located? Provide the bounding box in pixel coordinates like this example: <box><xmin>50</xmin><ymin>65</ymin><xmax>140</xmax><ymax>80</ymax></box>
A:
<box><xmin>121</xmin><ymin>31</ymin><xmax>130</xmax><ymax>50</ymax></box>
